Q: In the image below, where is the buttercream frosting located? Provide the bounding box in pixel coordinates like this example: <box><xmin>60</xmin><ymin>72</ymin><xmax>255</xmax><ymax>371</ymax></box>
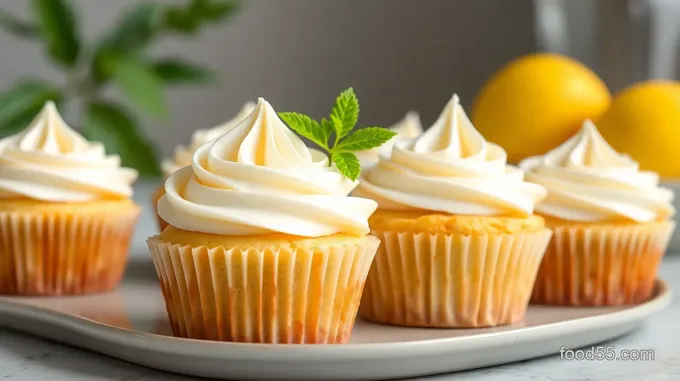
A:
<box><xmin>161</xmin><ymin>102</ymin><xmax>255</xmax><ymax>177</ymax></box>
<box><xmin>0</xmin><ymin>101</ymin><xmax>138</xmax><ymax>202</ymax></box>
<box><xmin>157</xmin><ymin>97</ymin><xmax>378</xmax><ymax>237</ymax></box>
<box><xmin>520</xmin><ymin>120</ymin><xmax>675</xmax><ymax>222</ymax></box>
<box><xmin>356</xmin><ymin>111</ymin><xmax>423</xmax><ymax>168</ymax></box>
<box><xmin>353</xmin><ymin>94</ymin><xmax>546</xmax><ymax>217</ymax></box>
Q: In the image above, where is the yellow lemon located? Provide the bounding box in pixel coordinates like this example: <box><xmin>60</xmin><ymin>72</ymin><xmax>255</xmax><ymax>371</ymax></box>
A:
<box><xmin>596</xmin><ymin>80</ymin><xmax>680</xmax><ymax>179</ymax></box>
<box><xmin>471</xmin><ymin>53</ymin><xmax>611</xmax><ymax>163</ymax></box>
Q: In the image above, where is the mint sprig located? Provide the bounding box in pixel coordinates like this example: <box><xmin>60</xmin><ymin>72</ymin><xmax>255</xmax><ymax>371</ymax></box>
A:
<box><xmin>278</xmin><ymin>87</ymin><xmax>397</xmax><ymax>181</ymax></box>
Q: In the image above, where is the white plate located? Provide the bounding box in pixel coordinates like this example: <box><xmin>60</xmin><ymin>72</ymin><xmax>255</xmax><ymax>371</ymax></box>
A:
<box><xmin>0</xmin><ymin>260</ymin><xmax>671</xmax><ymax>381</ymax></box>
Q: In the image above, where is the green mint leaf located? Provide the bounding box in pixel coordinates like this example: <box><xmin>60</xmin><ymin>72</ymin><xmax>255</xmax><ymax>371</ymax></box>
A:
<box><xmin>278</xmin><ymin>112</ymin><xmax>328</xmax><ymax>149</ymax></box>
<box><xmin>330</xmin><ymin>87</ymin><xmax>359</xmax><ymax>142</ymax></box>
<box><xmin>31</xmin><ymin>0</ymin><xmax>80</xmax><ymax>67</ymax></box>
<box><xmin>335</xmin><ymin>127</ymin><xmax>398</xmax><ymax>152</ymax></box>
<box><xmin>331</xmin><ymin>152</ymin><xmax>361</xmax><ymax>181</ymax></box>
<box><xmin>320</xmin><ymin>117</ymin><xmax>334</xmax><ymax>142</ymax></box>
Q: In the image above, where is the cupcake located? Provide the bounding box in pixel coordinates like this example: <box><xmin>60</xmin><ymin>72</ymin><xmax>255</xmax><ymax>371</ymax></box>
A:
<box><xmin>147</xmin><ymin>98</ymin><xmax>380</xmax><ymax>344</ymax></box>
<box><xmin>0</xmin><ymin>101</ymin><xmax>140</xmax><ymax>295</ymax></box>
<box><xmin>520</xmin><ymin>120</ymin><xmax>675</xmax><ymax>306</ymax></box>
<box><xmin>353</xmin><ymin>94</ymin><xmax>551</xmax><ymax>328</ymax></box>
<box><xmin>153</xmin><ymin>102</ymin><xmax>255</xmax><ymax>231</ymax></box>
<box><xmin>356</xmin><ymin>111</ymin><xmax>423</xmax><ymax>168</ymax></box>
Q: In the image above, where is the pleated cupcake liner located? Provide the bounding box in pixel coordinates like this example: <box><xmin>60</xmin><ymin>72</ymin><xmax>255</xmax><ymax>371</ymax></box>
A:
<box><xmin>147</xmin><ymin>236</ymin><xmax>379</xmax><ymax>344</ymax></box>
<box><xmin>359</xmin><ymin>229</ymin><xmax>553</xmax><ymax>328</ymax></box>
<box><xmin>531</xmin><ymin>221</ymin><xmax>675</xmax><ymax>306</ymax></box>
<box><xmin>0</xmin><ymin>208</ymin><xmax>140</xmax><ymax>296</ymax></box>
<box><xmin>151</xmin><ymin>184</ymin><xmax>169</xmax><ymax>232</ymax></box>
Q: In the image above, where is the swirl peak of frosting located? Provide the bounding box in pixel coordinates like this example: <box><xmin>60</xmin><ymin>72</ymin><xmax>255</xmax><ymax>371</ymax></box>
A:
<box><xmin>392</xmin><ymin>111</ymin><xmax>422</xmax><ymax>136</ymax></box>
<box><xmin>539</xmin><ymin>120</ymin><xmax>637</xmax><ymax>170</ymax></box>
<box><xmin>356</xmin><ymin>111</ymin><xmax>423</xmax><ymax>168</ymax></box>
<box><xmin>158</xmin><ymin>97</ymin><xmax>378</xmax><ymax>237</ymax></box>
<box><xmin>520</xmin><ymin>120</ymin><xmax>675</xmax><ymax>222</ymax></box>
<box><xmin>161</xmin><ymin>101</ymin><xmax>255</xmax><ymax>177</ymax></box>
<box><xmin>0</xmin><ymin>101</ymin><xmax>138</xmax><ymax>202</ymax></box>
<box><xmin>354</xmin><ymin>94</ymin><xmax>546</xmax><ymax>217</ymax></box>
<box><xmin>5</xmin><ymin>101</ymin><xmax>91</xmax><ymax>154</ymax></box>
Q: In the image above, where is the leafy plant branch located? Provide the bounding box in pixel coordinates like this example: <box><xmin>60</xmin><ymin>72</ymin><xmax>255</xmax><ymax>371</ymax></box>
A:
<box><xmin>0</xmin><ymin>0</ymin><xmax>241</xmax><ymax>177</ymax></box>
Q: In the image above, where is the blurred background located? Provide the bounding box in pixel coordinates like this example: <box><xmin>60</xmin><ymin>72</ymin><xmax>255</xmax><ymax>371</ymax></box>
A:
<box><xmin>2</xmin><ymin>0</ymin><xmax>680</xmax><ymax>177</ymax></box>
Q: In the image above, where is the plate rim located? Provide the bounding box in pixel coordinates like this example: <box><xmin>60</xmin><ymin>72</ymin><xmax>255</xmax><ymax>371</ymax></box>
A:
<box><xmin>0</xmin><ymin>279</ymin><xmax>671</xmax><ymax>362</ymax></box>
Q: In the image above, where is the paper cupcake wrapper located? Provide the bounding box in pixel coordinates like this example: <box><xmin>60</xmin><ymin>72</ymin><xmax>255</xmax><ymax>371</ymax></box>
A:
<box><xmin>147</xmin><ymin>236</ymin><xmax>379</xmax><ymax>344</ymax></box>
<box><xmin>151</xmin><ymin>184</ymin><xmax>168</xmax><ymax>232</ymax></box>
<box><xmin>0</xmin><ymin>208</ymin><xmax>140</xmax><ymax>295</ymax></box>
<box><xmin>531</xmin><ymin>221</ymin><xmax>675</xmax><ymax>306</ymax></box>
<box><xmin>359</xmin><ymin>229</ymin><xmax>552</xmax><ymax>328</ymax></box>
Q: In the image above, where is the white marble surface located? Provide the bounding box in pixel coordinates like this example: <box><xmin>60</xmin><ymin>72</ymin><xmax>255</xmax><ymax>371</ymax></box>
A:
<box><xmin>0</xmin><ymin>181</ymin><xmax>679</xmax><ymax>381</ymax></box>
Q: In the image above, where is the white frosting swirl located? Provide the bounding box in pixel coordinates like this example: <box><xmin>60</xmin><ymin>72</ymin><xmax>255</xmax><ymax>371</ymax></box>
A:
<box><xmin>161</xmin><ymin>102</ymin><xmax>255</xmax><ymax>177</ymax></box>
<box><xmin>0</xmin><ymin>101</ymin><xmax>138</xmax><ymax>202</ymax></box>
<box><xmin>520</xmin><ymin>120</ymin><xmax>675</xmax><ymax>222</ymax></box>
<box><xmin>158</xmin><ymin>97</ymin><xmax>378</xmax><ymax>237</ymax></box>
<box><xmin>356</xmin><ymin>111</ymin><xmax>423</xmax><ymax>168</ymax></box>
<box><xmin>354</xmin><ymin>94</ymin><xmax>546</xmax><ymax>217</ymax></box>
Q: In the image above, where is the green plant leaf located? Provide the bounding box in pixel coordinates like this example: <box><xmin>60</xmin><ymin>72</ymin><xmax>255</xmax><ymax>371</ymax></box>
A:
<box><xmin>152</xmin><ymin>59</ymin><xmax>214</xmax><ymax>84</ymax></box>
<box><xmin>0</xmin><ymin>9</ymin><xmax>39</xmax><ymax>38</ymax></box>
<box><xmin>0</xmin><ymin>81</ymin><xmax>61</xmax><ymax>135</ymax></box>
<box><xmin>330</xmin><ymin>87</ymin><xmax>359</xmax><ymax>142</ymax></box>
<box><xmin>112</xmin><ymin>55</ymin><xmax>168</xmax><ymax>118</ymax></box>
<box><xmin>163</xmin><ymin>7</ymin><xmax>197</xmax><ymax>34</ymax></box>
<box><xmin>0</xmin><ymin>101</ymin><xmax>59</xmax><ymax>137</ymax></box>
<box><xmin>83</xmin><ymin>101</ymin><xmax>161</xmax><ymax>177</ymax></box>
<box><xmin>335</xmin><ymin>127</ymin><xmax>397</xmax><ymax>152</ymax></box>
<box><xmin>330</xmin><ymin>152</ymin><xmax>361</xmax><ymax>181</ymax></box>
<box><xmin>200</xmin><ymin>0</ymin><xmax>240</xmax><ymax>21</ymax></box>
<box><xmin>31</xmin><ymin>0</ymin><xmax>80</xmax><ymax>67</ymax></box>
<box><xmin>320</xmin><ymin>117</ymin><xmax>334</xmax><ymax>143</ymax></box>
<box><xmin>91</xmin><ymin>3</ymin><xmax>162</xmax><ymax>83</ymax></box>
<box><xmin>278</xmin><ymin>112</ymin><xmax>328</xmax><ymax>150</ymax></box>
<box><xmin>164</xmin><ymin>0</ymin><xmax>240</xmax><ymax>34</ymax></box>
<box><xmin>102</xmin><ymin>3</ymin><xmax>162</xmax><ymax>52</ymax></box>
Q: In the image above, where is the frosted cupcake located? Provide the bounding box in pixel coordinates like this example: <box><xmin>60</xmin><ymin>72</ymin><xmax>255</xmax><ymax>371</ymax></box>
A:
<box><xmin>152</xmin><ymin>102</ymin><xmax>255</xmax><ymax>231</ymax></box>
<box><xmin>0</xmin><ymin>101</ymin><xmax>140</xmax><ymax>295</ymax></box>
<box><xmin>147</xmin><ymin>98</ymin><xmax>380</xmax><ymax>343</ymax></box>
<box><xmin>356</xmin><ymin>111</ymin><xmax>423</xmax><ymax>168</ymax></box>
<box><xmin>353</xmin><ymin>94</ymin><xmax>551</xmax><ymax>328</ymax></box>
<box><xmin>520</xmin><ymin>120</ymin><xmax>675</xmax><ymax>306</ymax></box>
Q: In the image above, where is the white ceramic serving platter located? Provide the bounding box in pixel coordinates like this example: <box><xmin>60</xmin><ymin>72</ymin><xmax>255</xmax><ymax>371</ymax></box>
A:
<box><xmin>0</xmin><ymin>263</ymin><xmax>671</xmax><ymax>381</ymax></box>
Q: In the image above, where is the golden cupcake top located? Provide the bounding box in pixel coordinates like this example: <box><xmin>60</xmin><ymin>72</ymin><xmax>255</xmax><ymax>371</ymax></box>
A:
<box><xmin>161</xmin><ymin>101</ymin><xmax>255</xmax><ymax>177</ymax></box>
<box><xmin>356</xmin><ymin>111</ymin><xmax>423</xmax><ymax>168</ymax></box>
<box><xmin>354</xmin><ymin>94</ymin><xmax>547</xmax><ymax>217</ymax></box>
<box><xmin>0</xmin><ymin>101</ymin><xmax>138</xmax><ymax>202</ymax></box>
<box><xmin>159</xmin><ymin>225</ymin><xmax>380</xmax><ymax>250</ymax></box>
<box><xmin>520</xmin><ymin>120</ymin><xmax>675</xmax><ymax>222</ymax></box>
<box><xmin>157</xmin><ymin>97</ymin><xmax>381</xmax><ymax>237</ymax></box>
<box><xmin>368</xmin><ymin>209</ymin><xmax>546</xmax><ymax>235</ymax></box>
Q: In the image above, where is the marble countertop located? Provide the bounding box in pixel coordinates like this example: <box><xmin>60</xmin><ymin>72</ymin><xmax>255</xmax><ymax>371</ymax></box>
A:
<box><xmin>0</xmin><ymin>182</ymin><xmax>678</xmax><ymax>381</ymax></box>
